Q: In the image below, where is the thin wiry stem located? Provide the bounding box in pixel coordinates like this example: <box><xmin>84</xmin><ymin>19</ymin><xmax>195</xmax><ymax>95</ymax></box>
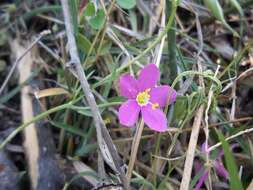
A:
<box><xmin>60</xmin><ymin>0</ymin><xmax>127</xmax><ymax>188</ymax></box>
<box><xmin>0</xmin><ymin>102</ymin><xmax>72</xmax><ymax>150</ymax></box>
<box><xmin>209</xmin><ymin>127</ymin><xmax>253</xmax><ymax>152</ymax></box>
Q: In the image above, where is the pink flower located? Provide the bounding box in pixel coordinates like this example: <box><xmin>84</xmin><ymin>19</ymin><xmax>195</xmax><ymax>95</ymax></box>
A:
<box><xmin>193</xmin><ymin>143</ymin><xmax>230</xmax><ymax>190</ymax></box>
<box><xmin>118</xmin><ymin>64</ymin><xmax>177</xmax><ymax>132</ymax></box>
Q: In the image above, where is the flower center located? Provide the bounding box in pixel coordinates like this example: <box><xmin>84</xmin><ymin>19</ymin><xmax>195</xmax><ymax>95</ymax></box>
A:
<box><xmin>136</xmin><ymin>88</ymin><xmax>151</xmax><ymax>106</ymax></box>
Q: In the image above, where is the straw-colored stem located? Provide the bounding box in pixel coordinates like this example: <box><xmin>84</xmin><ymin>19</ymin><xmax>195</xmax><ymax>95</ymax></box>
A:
<box><xmin>126</xmin><ymin>119</ymin><xmax>145</xmax><ymax>186</ymax></box>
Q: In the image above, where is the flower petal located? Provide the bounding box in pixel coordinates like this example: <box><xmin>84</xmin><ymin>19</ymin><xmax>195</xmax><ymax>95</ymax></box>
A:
<box><xmin>150</xmin><ymin>85</ymin><xmax>177</xmax><ymax>107</ymax></box>
<box><xmin>118</xmin><ymin>100</ymin><xmax>140</xmax><ymax>127</ymax></box>
<box><xmin>194</xmin><ymin>171</ymin><xmax>209</xmax><ymax>190</ymax></box>
<box><xmin>214</xmin><ymin>161</ymin><xmax>229</xmax><ymax>179</ymax></box>
<box><xmin>119</xmin><ymin>74</ymin><xmax>139</xmax><ymax>99</ymax></box>
<box><xmin>138</xmin><ymin>64</ymin><xmax>160</xmax><ymax>91</ymax></box>
<box><xmin>201</xmin><ymin>142</ymin><xmax>210</xmax><ymax>154</ymax></box>
<box><xmin>141</xmin><ymin>105</ymin><xmax>167</xmax><ymax>132</ymax></box>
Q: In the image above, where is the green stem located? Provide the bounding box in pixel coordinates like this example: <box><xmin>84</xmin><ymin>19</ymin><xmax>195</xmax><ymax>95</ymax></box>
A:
<box><xmin>166</xmin><ymin>0</ymin><xmax>178</xmax><ymax>88</ymax></box>
<box><xmin>171</xmin><ymin>70</ymin><xmax>222</xmax><ymax>91</ymax></box>
<box><xmin>70</xmin><ymin>101</ymin><xmax>123</xmax><ymax>111</ymax></box>
<box><xmin>0</xmin><ymin>100</ymin><xmax>77</xmax><ymax>150</ymax></box>
<box><xmin>58</xmin><ymin>109</ymin><xmax>70</xmax><ymax>152</ymax></box>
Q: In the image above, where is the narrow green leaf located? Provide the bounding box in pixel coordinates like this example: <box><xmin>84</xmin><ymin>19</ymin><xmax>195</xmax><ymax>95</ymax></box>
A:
<box><xmin>228</xmin><ymin>0</ymin><xmax>243</xmax><ymax>16</ymax></box>
<box><xmin>51</xmin><ymin>122</ymin><xmax>87</xmax><ymax>138</ymax></box>
<box><xmin>70</xmin><ymin>101</ymin><xmax>123</xmax><ymax>117</ymax></box>
<box><xmin>216</xmin><ymin>129</ymin><xmax>244</xmax><ymax>190</ymax></box>
<box><xmin>116</xmin><ymin>0</ymin><xmax>136</xmax><ymax>9</ymax></box>
<box><xmin>204</xmin><ymin>0</ymin><xmax>239</xmax><ymax>37</ymax></box>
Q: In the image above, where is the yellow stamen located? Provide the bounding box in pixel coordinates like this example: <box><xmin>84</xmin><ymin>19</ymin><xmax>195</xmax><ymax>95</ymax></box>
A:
<box><xmin>136</xmin><ymin>90</ymin><xmax>150</xmax><ymax>106</ymax></box>
<box><xmin>152</xmin><ymin>103</ymin><xmax>159</xmax><ymax>109</ymax></box>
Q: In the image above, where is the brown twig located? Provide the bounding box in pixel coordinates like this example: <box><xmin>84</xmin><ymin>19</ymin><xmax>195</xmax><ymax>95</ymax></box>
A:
<box><xmin>60</xmin><ymin>0</ymin><xmax>127</xmax><ymax>188</ymax></box>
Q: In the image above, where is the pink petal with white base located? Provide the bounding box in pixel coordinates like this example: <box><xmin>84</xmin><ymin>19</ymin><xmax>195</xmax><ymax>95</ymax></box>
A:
<box><xmin>138</xmin><ymin>64</ymin><xmax>160</xmax><ymax>91</ymax></box>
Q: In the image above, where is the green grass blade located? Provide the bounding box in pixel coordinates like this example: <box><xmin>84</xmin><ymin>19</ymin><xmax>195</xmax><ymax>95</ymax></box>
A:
<box><xmin>216</xmin><ymin>129</ymin><xmax>244</xmax><ymax>190</ymax></box>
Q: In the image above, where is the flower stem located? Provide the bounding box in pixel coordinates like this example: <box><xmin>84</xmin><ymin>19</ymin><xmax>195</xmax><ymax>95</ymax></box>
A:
<box><xmin>126</xmin><ymin>119</ymin><xmax>145</xmax><ymax>186</ymax></box>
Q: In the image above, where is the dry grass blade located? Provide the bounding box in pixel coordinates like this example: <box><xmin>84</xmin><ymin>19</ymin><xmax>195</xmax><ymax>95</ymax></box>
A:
<box><xmin>73</xmin><ymin>161</ymin><xmax>99</xmax><ymax>187</ymax></box>
<box><xmin>14</xmin><ymin>40</ymin><xmax>40</xmax><ymax>189</ymax></box>
<box><xmin>179</xmin><ymin>105</ymin><xmax>204</xmax><ymax>190</ymax></box>
<box><xmin>15</xmin><ymin>40</ymin><xmax>63</xmax><ymax>190</ymax></box>
<box><xmin>126</xmin><ymin>119</ymin><xmax>145</xmax><ymax>186</ymax></box>
<box><xmin>34</xmin><ymin>87</ymin><xmax>70</xmax><ymax>99</ymax></box>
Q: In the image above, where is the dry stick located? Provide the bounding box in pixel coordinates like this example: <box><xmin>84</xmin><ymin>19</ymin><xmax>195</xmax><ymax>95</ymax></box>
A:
<box><xmin>126</xmin><ymin>119</ymin><xmax>145</xmax><ymax>185</ymax></box>
<box><xmin>180</xmin><ymin>13</ymin><xmax>205</xmax><ymax>190</ymax></box>
<box><xmin>179</xmin><ymin>105</ymin><xmax>204</xmax><ymax>190</ymax></box>
<box><xmin>15</xmin><ymin>40</ymin><xmax>40</xmax><ymax>190</ymax></box>
<box><xmin>60</xmin><ymin>0</ymin><xmax>127</xmax><ymax>189</ymax></box>
<box><xmin>0</xmin><ymin>30</ymin><xmax>51</xmax><ymax>96</ymax></box>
